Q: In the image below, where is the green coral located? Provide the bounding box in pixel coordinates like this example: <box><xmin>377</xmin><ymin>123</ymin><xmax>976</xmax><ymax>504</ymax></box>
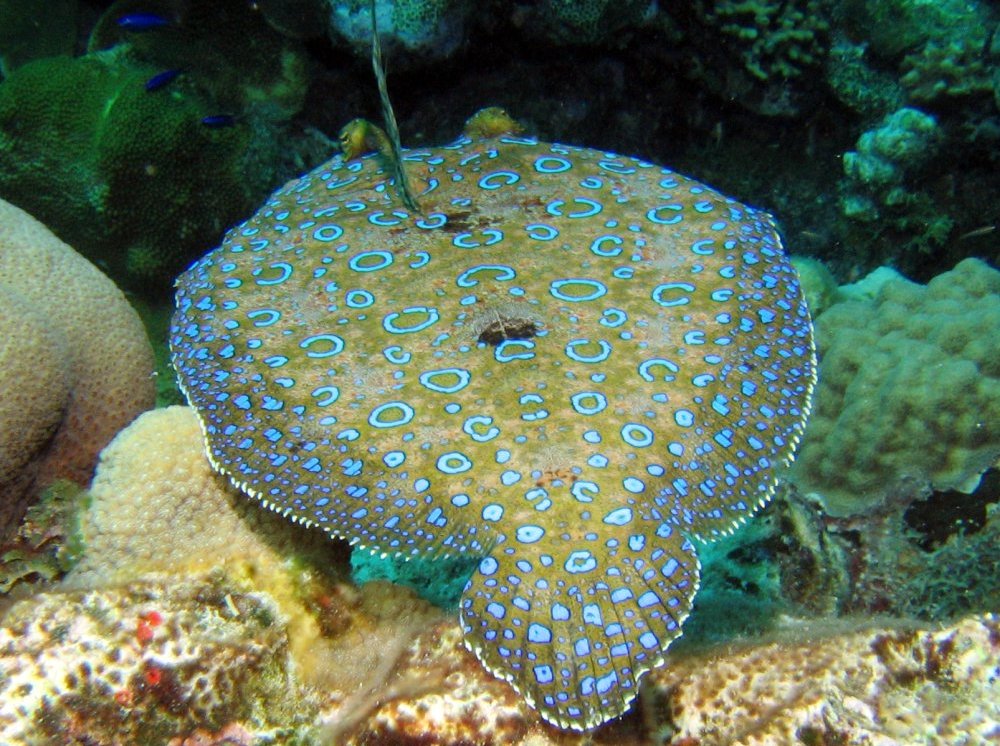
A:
<box><xmin>839</xmin><ymin>107</ymin><xmax>951</xmax><ymax>248</ymax></box>
<box><xmin>521</xmin><ymin>0</ymin><xmax>657</xmax><ymax>46</ymax></box>
<box><xmin>0</xmin><ymin>51</ymin><xmax>281</xmax><ymax>292</ymax></box>
<box><xmin>842</xmin><ymin>0</ymin><xmax>993</xmax><ymax>59</ymax></box>
<box><xmin>901</xmin><ymin>37</ymin><xmax>997</xmax><ymax>103</ymax></box>
<box><xmin>825</xmin><ymin>35</ymin><xmax>905</xmax><ymax>118</ymax></box>
<box><xmin>790</xmin><ymin>258</ymin><xmax>1000</xmax><ymax>517</ymax></box>
<box><xmin>679</xmin><ymin>0</ymin><xmax>832</xmax><ymax>116</ymax></box>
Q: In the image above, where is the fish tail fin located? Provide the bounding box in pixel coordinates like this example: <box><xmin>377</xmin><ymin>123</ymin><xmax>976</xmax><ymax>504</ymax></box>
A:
<box><xmin>459</xmin><ymin>518</ymin><xmax>700</xmax><ymax>729</ymax></box>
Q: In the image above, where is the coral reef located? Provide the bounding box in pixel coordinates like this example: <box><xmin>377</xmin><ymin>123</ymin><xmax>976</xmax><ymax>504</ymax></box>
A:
<box><xmin>676</xmin><ymin>0</ymin><xmax>833</xmax><ymax>116</ymax></box>
<box><xmin>642</xmin><ymin>613</ymin><xmax>1000</xmax><ymax>745</ymax></box>
<box><xmin>0</xmin><ymin>480</ymin><xmax>88</xmax><ymax>597</ymax></box>
<box><xmin>325</xmin><ymin>0</ymin><xmax>474</xmax><ymax>60</ymax></box>
<box><xmin>0</xmin><ymin>576</ymin><xmax>316</xmax><ymax>745</ymax></box>
<box><xmin>516</xmin><ymin>0</ymin><xmax>658</xmax><ymax>46</ymax></box>
<box><xmin>790</xmin><ymin>258</ymin><xmax>1000</xmax><ymax>517</ymax></box>
<box><xmin>0</xmin><ymin>198</ymin><xmax>154</xmax><ymax>537</ymax></box>
<box><xmin>840</xmin><ymin>107</ymin><xmax>942</xmax><ymax>223</ymax></box>
<box><xmin>0</xmin><ymin>0</ymin><xmax>313</xmax><ymax>294</ymax></box>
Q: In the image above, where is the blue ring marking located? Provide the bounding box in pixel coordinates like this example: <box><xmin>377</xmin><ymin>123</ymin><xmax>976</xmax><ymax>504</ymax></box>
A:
<box><xmin>408</xmin><ymin>251</ymin><xmax>430</xmax><ymax>268</ymax></box>
<box><xmin>345</xmin><ymin>289</ymin><xmax>375</xmax><ymax>308</ymax></box>
<box><xmin>312</xmin><ymin>224</ymin><xmax>344</xmax><ymax>242</ymax></box>
<box><xmin>565</xmin><ymin>339</ymin><xmax>612</xmax><ymax>363</ymax></box>
<box><xmin>612</xmin><ymin>267</ymin><xmax>634</xmax><ymax>280</ymax></box>
<box><xmin>590</xmin><ymin>235</ymin><xmax>623</xmax><ymax>257</ymax></box>
<box><xmin>479</xmin><ymin>170</ymin><xmax>520</xmax><ymax>189</ymax></box>
<box><xmin>684</xmin><ymin>330</ymin><xmax>706</xmax><ymax>346</ymax></box>
<box><xmin>600</xmin><ymin>308</ymin><xmax>628</xmax><ymax>328</ymax></box>
<box><xmin>534</xmin><ymin>156</ymin><xmax>572</xmax><ymax>173</ymax></box>
<box><xmin>565</xmin><ymin>550</ymin><xmax>598</xmax><ymax>574</ymax></box>
<box><xmin>691</xmin><ymin>238</ymin><xmax>715</xmax><ymax>255</ymax></box>
<box><xmin>652</xmin><ymin>282</ymin><xmax>696</xmax><ymax>307</ymax></box>
<box><xmin>567</xmin><ymin>198</ymin><xmax>602</xmax><ymax>218</ymax></box>
<box><xmin>325</xmin><ymin>175</ymin><xmax>358</xmax><ymax>190</ymax></box>
<box><xmin>495</xmin><ymin>339</ymin><xmax>535</xmax><ymax>362</ymax></box>
<box><xmin>525</xmin><ymin>223</ymin><xmax>559</xmax><ymax>241</ymax></box>
<box><xmin>621</xmin><ymin>423</ymin><xmax>654</xmax><ymax>447</ymax></box>
<box><xmin>368</xmin><ymin>210</ymin><xmax>406</xmax><ymax>226</ymax></box>
<box><xmin>383</xmin><ymin>345</ymin><xmax>411</xmax><ymax>364</ymax></box>
<box><xmin>419</xmin><ymin>368</ymin><xmax>472</xmax><ymax>394</ymax></box>
<box><xmin>383</xmin><ymin>307</ymin><xmax>440</xmax><ymax>334</ymax></box>
<box><xmin>580</xmin><ymin>176</ymin><xmax>603</xmax><ymax>189</ymax></box>
<box><xmin>416</xmin><ymin>212</ymin><xmax>447</xmax><ymax>229</ymax></box>
<box><xmin>674</xmin><ymin>409</ymin><xmax>695</xmax><ymax>427</ymax></box>
<box><xmin>223</xmin><ymin>277</ymin><xmax>242</xmax><ymax>289</ymax></box>
<box><xmin>516</xmin><ymin>525</ymin><xmax>545</xmax><ymax>543</ymax></box>
<box><xmin>456</xmin><ymin>264</ymin><xmax>516</xmax><ymax>288</ymax></box>
<box><xmin>265</xmin><ymin>356</ymin><xmax>289</xmax><ymax>368</ymax></box>
<box><xmin>570</xmin><ymin>391</ymin><xmax>607</xmax><ymax>415</ymax></box>
<box><xmin>693</xmin><ymin>373</ymin><xmax>715</xmax><ymax>388</ymax></box>
<box><xmin>647</xmin><ymin>205</ymin><xmax>684</xmax><ymax>225</ymax></box>
<box><xmin>604</xmin><ymin>507</ymin><xmax>634</xmax><ymax>526</ymax></box>
<box><xmin>368</xmin><ymin>401</ymin><xmax>415</xmax><ymax>428</ymax></box>
<box><xmin>481</xmin><ymin>503</ymin><xmax>504</xmax><ymax>521</ymax></box>
<box><xmin>254</xmin><ymin>262</ymin><xmax>292</xmax><ymax>285</ymax></box>
<box><xmin>300</xmin><ymin>334</ymin><xmax>345</xmax><ymax>358</ymax></box>
<box><xmin>383</xmin><ymin>450</ymin><xmax>406</xmax><ymax>468</ymax></box>
<box><xmin>550</xmin><ymin>278</ymin><xmax>607</xmax><ymax>302</ymax></box>
<box><xmin>711</xmin><ymin>288</ymin><xmax>734</xmax><ymax>303</ymax></box>
<box><xmin>247</xmin><ymin>309</ymin><xmax>280</xmax><ymax>327</ymax></box>
<box><xmin>571</xmin><ymin>481</ymin><xmax>599</xmax><ymax>503</ymax></box>
<box><xmin>638</xmin><ymin>358</ymin><xmax>680</xmax><ymax>382</ymax></box>
<box><xmin>349</xmin><ymin>250</ymin><xmax>394</xmax><ymax>273</ymax></box>
<box><xmin>463</xmin><ymin>415</ymin><xmax>500</xmax><ymax>442</ymax></box>
<box><xmin>599</xmin><ymin>160</ymin><xmax>636</xmax><ymax>174</ymax></box>
<box><xmin>311</xmin><ymin>385</ymin><xmax>340</xmax><ymax>407</ymax></box>
<box><xmin>437</xmin><ymin>451</ymin><xmax>473</xmax><ymax>474</ymax></box>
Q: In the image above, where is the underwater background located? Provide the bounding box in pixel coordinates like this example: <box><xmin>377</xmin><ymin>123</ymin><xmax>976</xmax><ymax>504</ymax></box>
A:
<box><xmin>0</xmin><ymin>0</ymin><xmax>997</xmax><ymax>743</ymax></box>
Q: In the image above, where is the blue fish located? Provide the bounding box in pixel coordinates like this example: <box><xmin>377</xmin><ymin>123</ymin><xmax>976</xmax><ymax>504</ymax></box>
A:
<box><xmin>144</xmin><ymin>69</ymin><xmax>181</xmax><ymax>92</ymax></box>
<box><xmin>201</xmin><ymin>114</ymin><xmax>236</xmax><ymax>128</ymax></box>
<box><xmin>116</xmin><ymin>13</ymin><xmax>171</xmax><ymax>31</ymax></box>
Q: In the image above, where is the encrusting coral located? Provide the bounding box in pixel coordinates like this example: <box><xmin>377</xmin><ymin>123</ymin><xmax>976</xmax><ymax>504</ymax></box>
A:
<box><xmin>790</xmin><ymin>257</ymin><xmax>1000</xmax><ymax>517</ymax></box>
<box><xmin>0</xmin><ymin>576</ymin><xmax>315</xmax><ymax>745</ymax></box>
<box><xmin>0</xmin><ymin>198</ymin><xmax>154</xmax><ymax>538</ymax></box>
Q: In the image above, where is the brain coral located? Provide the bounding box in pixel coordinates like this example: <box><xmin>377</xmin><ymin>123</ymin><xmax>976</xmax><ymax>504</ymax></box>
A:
<box><xmin>790</xmin><ymin>257</ymin><xmax>1000</xmax><ymax>516</ymax></box>
<box><xmin>0</xmin><ymin>198</ymin><xmax>154</xmax><ymax>537</ymax></box>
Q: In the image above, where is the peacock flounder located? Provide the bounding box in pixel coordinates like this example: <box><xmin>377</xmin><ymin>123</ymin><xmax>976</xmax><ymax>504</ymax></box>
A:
<box><xmin>170</xmin><ymin>109</ymin><xmax>816</xmax><ymax>730</ymax></box>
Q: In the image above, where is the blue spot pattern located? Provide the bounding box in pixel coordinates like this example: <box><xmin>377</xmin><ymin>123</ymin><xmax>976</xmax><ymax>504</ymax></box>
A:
<box><xmin>170</xmin><ymin>131</ymin><xmax>816</xmax><ymax>731</ymax></box>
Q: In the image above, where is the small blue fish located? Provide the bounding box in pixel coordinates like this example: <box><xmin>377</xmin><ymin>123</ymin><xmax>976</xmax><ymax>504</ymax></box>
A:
<box><xmin>116</xmin><ymin>13</ymin><xmax>170</xmax><ymax>31</ymax></box>
<box><xmin>201</xmin><ymin>114</ymin><xmax>236</xmax><ymax>128</ymax></box>
<box><xmin>144</xmin><ymin>69</ymin><xmax>181</xmax><ymax>92</ymax></box>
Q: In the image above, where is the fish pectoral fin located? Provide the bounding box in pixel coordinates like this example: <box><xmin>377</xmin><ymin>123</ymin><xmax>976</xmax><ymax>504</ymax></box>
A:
<box><xmin>459</xmin><ymin>523</ymin><xmax>700</xmax><ymax>731</ymax></box>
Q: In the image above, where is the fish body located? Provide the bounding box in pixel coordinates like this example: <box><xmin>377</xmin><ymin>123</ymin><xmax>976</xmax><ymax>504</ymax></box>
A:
<box><xmin>144</xmin><ymin>69</ymin><xmax>181</xmax><ymax>92</ymax></box>
<box><xmin>116</xmin><ymin>12</ymin><xmax>170</xmax><ymax>31</ymax></box>
<box><xmin>171</xmin><ymin>125</ymin><xmax>816</xmax><ymax>730</ymax></box>
<box><xmin>200</xmin><ymin>114</ymin><xmax>235</xmax><ymax>128</ymax></box>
